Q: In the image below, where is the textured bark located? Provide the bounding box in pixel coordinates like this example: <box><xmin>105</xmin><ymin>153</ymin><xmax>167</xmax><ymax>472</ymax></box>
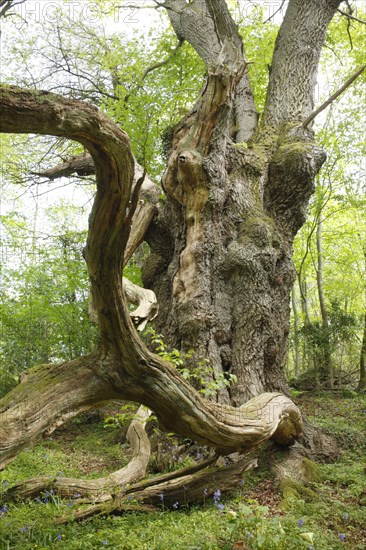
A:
<box><xmin>0</xmin><ymin>86</ymin><xmax>303</xmax><ymax>470</ymax></box>
<box><xmin>263</xmin><ymin>0</ymin><xmax>341</xmax><ymax>126</ymax></box>
<box><xmin>144</xmin><ymin>0</ymin><xmax>333</xmax><ymax>405</ymax></box>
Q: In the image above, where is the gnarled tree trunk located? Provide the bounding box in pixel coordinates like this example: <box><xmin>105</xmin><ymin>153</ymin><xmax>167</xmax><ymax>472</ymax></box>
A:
<box><xmin>0</xmin><ymin>0</ymin><xmax>342</xmax><ymax>480</ymax></box>
<box><xmin>143</xmin><ymin>0</ymin><xmax>338</xmax><ymax>404</ymax></box>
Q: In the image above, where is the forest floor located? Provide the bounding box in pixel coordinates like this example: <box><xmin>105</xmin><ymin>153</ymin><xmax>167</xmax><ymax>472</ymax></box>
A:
<box><xmin>1</xmin><ymin>391</ymin><xmax>365</xmax><ymax>550</ymax></box>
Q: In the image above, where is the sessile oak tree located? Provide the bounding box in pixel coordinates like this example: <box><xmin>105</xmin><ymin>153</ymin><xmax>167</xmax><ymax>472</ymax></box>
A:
<box><xmin>0</xmin><ymin>0</ymin><xmax>362</xmax><ymax>513</ymax></box>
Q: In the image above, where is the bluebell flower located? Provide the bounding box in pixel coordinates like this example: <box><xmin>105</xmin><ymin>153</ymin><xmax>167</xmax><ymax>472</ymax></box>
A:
<box><xmin>217</xmin><ymin>503</ymin><xmax>224</xmax><ymax>512</ymax></box>
<box><xmin>213</xmin><ymin>489</ymin><xmax>221</xmax><ymax>504</ymax></box>
<box><xmin>159</xmin><ymin>492</ymin><xmax>164</xmax><ymax>502</ymax></box>
<box><xmin>172</xmin><ymin>501</ymin><xmax>179</xmax><ymax>509</ymax></box>
<box><xmin>57</xmin><ymin>533</ymin><xmax>62</xmax><ymax>540</ymax></box>
<box><xmin>298</xmin><ymin>519</ymin><xmax>304</xmax><ymax>528</ymax></box>
<box><xmin>339</xmin><ymin>533</ymin><xmax>346</xmax><ymax>542</ymax></box>
<box><xmin>102</xmin><ymin>541</ymin><xmax>108</xmax><ymax>546</ymax></box>
<box><xmin>20</xmin><ymin>527</ymin><xmax>27</xmax><ymax>533</ymax></box>
<box><xmin>0</xmin><ymin>505</ymin><xmax>8</xmax><ymax>514</ymax></box>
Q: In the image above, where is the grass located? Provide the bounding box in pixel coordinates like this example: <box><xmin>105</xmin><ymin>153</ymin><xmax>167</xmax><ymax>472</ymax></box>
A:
<box><xmin>1</xmin><ymin>393</ymin><xmax>365</xmax><ymax>549</ymax></box>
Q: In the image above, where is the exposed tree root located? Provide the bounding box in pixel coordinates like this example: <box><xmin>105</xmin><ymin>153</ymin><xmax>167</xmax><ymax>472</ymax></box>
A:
<box><xmin>4</xmin><ymin>406</ymin><xmax>151</xmax><ymax>503</ymax></box>
<box><xmin>269</xmin><ymin>419</ymin><xmax>339</xmax><ymax>505</ymax></box>
<box><xmin>55</xmin><ymin>456</ymin><xmax>258</xmax><ymax>524</ymax></box>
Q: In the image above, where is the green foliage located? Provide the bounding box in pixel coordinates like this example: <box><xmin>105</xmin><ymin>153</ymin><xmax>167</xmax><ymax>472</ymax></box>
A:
<box><xmin>0</xmin><ymin>204</ymin><xmax>97</xmax><ymax>396</ymax></box>
<box><xmin>239</xmin><ymin>10</ymin><xmax>277</xmax><ymax>115</ymax></box>
<box><xmin>299</xmin><ymin>301</ymin><xmax>358</xmax><ymax>351</ymax></box>
<box><xmin>145</xmin><ymin>327</ymin><xmax>237</xmax><ymax>398</ymax></box>
<box><xmin>103</xmin><ymin>404</ymin><xmax>137</xmax><ymax>430</ymax></box>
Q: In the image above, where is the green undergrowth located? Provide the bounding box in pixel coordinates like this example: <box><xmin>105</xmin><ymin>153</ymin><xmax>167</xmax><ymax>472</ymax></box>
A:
<box><xmin>1</xmin><ymin>393</ymin><xmax>365</xmax><ymax>549</ymax></box>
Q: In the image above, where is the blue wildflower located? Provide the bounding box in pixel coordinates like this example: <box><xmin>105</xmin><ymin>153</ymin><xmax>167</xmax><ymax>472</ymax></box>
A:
<box><xmin>343</xmin><ymin>512</ymin><xmax>348</xmax><ymax>520</ymax></box>
<box><xmin>217</xmin><ymin>503</ymin><xmax>224</xmax><ymax>512</ymax></box>
<box><xmin>339</xmin><ymin>533</ymin><xmax>346</xmax><ymax>542</ymax></box>
<box><xmin>298</xmin><ymin>519</ymin><xmax>304</xmax><ymax>528</ymax></box>
<box><xmin>57</xmin><ymin>533</ymin><xmax>62</xmax><ymax>540</ymax></box>
<box><xmin>213</xmin><ymin>489</ymin><xmax>221</xmax><ymax>504</ymax></box>
<box><xmin>159</xmin><ymin>492</ymin><xmax>164</xmax><ymax>502</ymax></box>
<box><xmin>0</xmin><ymin>505</ymin><xmax>8</xmax><ymax>514</ymax></box>
<box><xmin>172</xmin><ymin>501</ymin><xmax>179</xmax><ymax>510</ymax></box>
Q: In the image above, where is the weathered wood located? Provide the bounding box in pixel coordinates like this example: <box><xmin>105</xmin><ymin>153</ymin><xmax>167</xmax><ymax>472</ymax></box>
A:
<box><xmin>123</xmin><ymin>278</ymin><xmax>158</xmax><ymax>331</ymax></box>
<box><xmin>0</xmin><ymin>85</ymin><xmax>303</xmax><ymax>469</ymax></box>
<box><xmin>55</xmin><ymin>456</ymin><xmax>257</xmax><ymax>523</ymax></box>
<box><xmin>4</xmin><ymin>406</ymin><xmax>152</xmax><ymax>501</ymax></box>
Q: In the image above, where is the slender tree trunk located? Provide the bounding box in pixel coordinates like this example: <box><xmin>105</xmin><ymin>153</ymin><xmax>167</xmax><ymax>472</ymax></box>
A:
<box><xmin>316</xmin><ymin>216</ymin><xmax>333</xmax><ymax>388</ymax></box>
<box><xmin>358</xmin><ymin>312</ymin><xmax>366</xmax><ymax>391</ymax></box>
<box><xmin>292</xmin><ymin>285</ymin><xmax>301</xmax><ymax>378</ymax></box>
<box><xmin>358</xmin><ymin>249</ymin><xmax>366</xmax><ymax>391</ymax></box>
